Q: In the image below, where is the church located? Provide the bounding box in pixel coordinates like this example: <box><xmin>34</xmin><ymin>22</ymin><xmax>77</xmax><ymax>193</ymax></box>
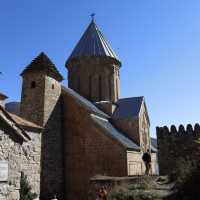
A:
<box><xmin>0</xmin><ymin>19</ymin><xmax>157</xmax><ymax>200</ymax></box>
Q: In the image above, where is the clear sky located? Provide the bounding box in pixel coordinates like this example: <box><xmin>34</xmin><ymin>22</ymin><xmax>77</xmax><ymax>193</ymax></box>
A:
<box><xmin>1</xmin><ymin>0</ymin><xmax>200</xmax><ymax>137</ymax></box>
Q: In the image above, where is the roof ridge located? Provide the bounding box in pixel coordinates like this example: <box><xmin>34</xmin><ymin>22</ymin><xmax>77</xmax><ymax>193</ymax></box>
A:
<box><xmin>61</xmin><ymin>86</ymin><xmax>109</xmax><ymax>118</ymax></box>
<box><xmin>119</xmin><ymin>96</ymin><xmax>144</xmax><ymax>100</ymax></box>
<box><xmin>0</xmin><ymin>105</ymin><xmax>31</xmax><ymax>141</ymax></box>
<box><xmin>91</xmin><ymin>113</ymin><xmax>140</xmax><ymax>150</ymax></box>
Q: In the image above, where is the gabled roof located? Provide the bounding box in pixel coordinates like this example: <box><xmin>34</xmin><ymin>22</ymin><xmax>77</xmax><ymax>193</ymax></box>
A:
<box><xmin>61</xmin><ymin>86</ymin><xmax>140</xmax><ymax>150</ymax></box>
<box><xmin>91</xmin><ymin>114</ymin><xmax>140</xmax><ymax>151</ymax></box>
<box><xmin>0</xmin><ymin>105</ymin><xmax>31</xmax><ymax>142</ymax></box>
<box><xmin>9</xmin><ymin>113</ymin><xmax>42</xmax><ymax>131</ymax></box>
<box><xmin>62</xmin><ymin>86</ymin><xmax>109</xmax><ymax>118</ymax></box>
<box><xmin>21</xmin><ymin>52</ymin><xmax>63</xmax><ymax>82</ymax></box>
<box><xmin>66</xmin><ymin>20</ymin><xmax>121</xmax><ymax>65</ymax></box>
<box><xmin>112</xmin><ymin>97</ymin><xmax>144</xmax><ymax>119</ymax></box>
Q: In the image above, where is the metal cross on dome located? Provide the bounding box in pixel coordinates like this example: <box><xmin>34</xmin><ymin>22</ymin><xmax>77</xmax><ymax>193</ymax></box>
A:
<box><xmin>90</xmin><ymin>13</ymin><xmax>95</xmax><ymax>21</ymax></box>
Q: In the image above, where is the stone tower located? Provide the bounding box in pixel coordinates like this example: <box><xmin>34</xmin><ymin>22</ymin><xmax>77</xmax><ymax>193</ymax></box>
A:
<box><xmin>20</xmin><ymin>52</ymin><xmax>63</xmax><ymax>126</ymax></box>
<box><xmin>20</xmin><ymin>52</ymin><xmax>65</xmax><ymax>200</ymax></box>
<box><xmin>65</xmin><ymin>19</ymin><xmax>121</xmax><ymax>103</ymax></box>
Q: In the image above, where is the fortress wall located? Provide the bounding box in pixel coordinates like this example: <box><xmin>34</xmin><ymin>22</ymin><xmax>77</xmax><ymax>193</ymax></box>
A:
<box><xmin>156</xmin><ymin>123</ymin><xmax>200</xmax><ymax>175</ymax></box>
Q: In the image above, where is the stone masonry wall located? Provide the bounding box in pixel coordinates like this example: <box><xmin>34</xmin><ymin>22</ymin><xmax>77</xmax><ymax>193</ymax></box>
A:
<box><xmin>40</xmin><ymin>76</ymin><xmax>65</xmax><ymax>200</ymax></box>
<box><xmin>111</xmin><ymin>118</ymin><xmax>140</xmax><ymax>146</ymax></box>
<box><xmin>127</xmin><ymin>151</ymin><xmax>158</xmax><ymax>176</ymax></box>
<box><xmin>62</xmin><ymin>91</ymin><xmax>127</xmax><ymax>200</ymax></box>
<box><xmin>111</xmin><ymin>102</ymin><xmax>150</xmax><ymax>153</ymax></box>
<box><xmin>0</xmin><ymin>127</ymin><xmax>41</xmax><ymax>200</ymax></box>
<box><xmin>67</xmin><ymin>57</ymin><xmax>120</xmax><ymax>102</ymax></box>
<box><xmin>139</xmin><ymin>102</ymin><xmax>150</xmax><ymax>153</ymax></box>
<box><xmin>20</xmin><ymin>72</ymin><xmax>45</xmax><ymax>126</ymax></box>
<box><xmin>156</xmin><ymin>123</ymin><xmax>200</xmax><ymax>175</ymax></box>
<box><xmin>20</xmin><ymin>71</ymin><xmax>65</xmax><ymax>200</ymax></box>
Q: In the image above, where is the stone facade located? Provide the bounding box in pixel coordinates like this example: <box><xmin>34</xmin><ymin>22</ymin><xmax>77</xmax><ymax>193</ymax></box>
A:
<box><xmin>127</xmin><ymin>151</ymin><xmax>158</xmax><ymax>176</ymax></box>
<box><xmin>67</xmin><ymin>57</ymin><xmax>120</xmax><ymax>102</ymax></box>
<box><xmin>112</xmin><ymin>101</ymin><xmax>150</xmax><ymax>152</ymax></box>
<box><xmin>0</xmin><ymin>125</ymin><xmax>41</xmax><ymax>200</ymax></box>
<box><xmin>20</xmin><ymin>71</ymin><xmax>65</xmax><ymax>200</ymax></box>
<box><xmin>62</xmin><ymin>90</ymin><xmax>128</xmax><ymax>200</ymax></box>
<box><xmin>156</xmin><ymin>123</ymin><xmax>200</xmax><ymax>175</ymax></box>
<box><xmin>20</xmin><ymin>71</ymin><xmax>46</xmax><ymax>126</ymax></box>
<box><xmin>139</xmin><ymin>102</ymin><xmax>151</xmax><ymax>152</ymax></box>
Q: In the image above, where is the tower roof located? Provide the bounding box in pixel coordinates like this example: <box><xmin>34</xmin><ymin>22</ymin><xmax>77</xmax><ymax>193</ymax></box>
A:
<box><xmin>66</xmin><ymin>20</ymin><xmax>121</xmax><ymax>66</ymax></box>
<box><xmin>0</xmin><ymin>92</ymin><xmax>8</xmax><ymax>100</ymax></box>
<box><xmin>21</xmin><ymin>52</ymin><xmax>64</xmax><ymax>82</ymax></box>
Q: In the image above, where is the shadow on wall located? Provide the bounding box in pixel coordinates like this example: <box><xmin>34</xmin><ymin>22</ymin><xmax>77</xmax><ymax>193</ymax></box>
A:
<box><xmin>40</xmin><ymin>97</ymin><xmax>65</xmax><ymax>200</ymax></box>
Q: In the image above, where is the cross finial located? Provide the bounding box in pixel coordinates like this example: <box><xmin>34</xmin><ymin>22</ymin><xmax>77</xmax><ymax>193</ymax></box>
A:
<box><xmin>90</xmin><ymin>13</ymin><xmax>95</xmax><ymax>21</ymax></box>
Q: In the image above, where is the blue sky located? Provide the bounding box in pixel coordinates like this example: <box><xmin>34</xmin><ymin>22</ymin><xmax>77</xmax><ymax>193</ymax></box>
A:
<box><xmin>1</xmin><ymin>0</ymin><xmax>200</xmax><ymax>137</ymax></box>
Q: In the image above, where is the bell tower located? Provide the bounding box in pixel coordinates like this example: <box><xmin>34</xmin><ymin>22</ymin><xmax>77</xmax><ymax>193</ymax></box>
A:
<box><xmin>65</xmin><ymin>19</ymin><xmax>121</xmax><ymax>103</ymax></box>
<box><xmin>20</xmin><ymin>52</ymin><xmax>65</xmax><ymax>200</ymax></box>
<box><xmin>20</xmin><ymin>52</ymin><xmax>63</xmax><ymax>126</ymax></box>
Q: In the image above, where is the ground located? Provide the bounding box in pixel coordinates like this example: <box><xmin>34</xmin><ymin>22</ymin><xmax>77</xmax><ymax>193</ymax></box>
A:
<box><xmin>89</xmin><ymin>175</ymin><xmax>176</xmax><ymax>200</ymax></box>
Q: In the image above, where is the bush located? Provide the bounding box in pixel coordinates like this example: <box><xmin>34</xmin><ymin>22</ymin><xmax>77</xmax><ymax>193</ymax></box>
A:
<box><xmin>107</xmin><ymin>181</ymin><xmax>159</xmax><ymax>200</ymax></box>
<box><xmin>20</xmin><ymin>172</ymin><xmax>37</xmax><ymax>200</ymax></box>
<box><xmin>169</xmin><ymin>157</ymin><xmax>196</xmax><ymax>184</ymax></box>
<box><xmin>167</xmin><ymin>138</ymin><xmax>200</xmax><ymax>200</ymax></box>
<box><xmin>171</xmin><ymin>163</ymin><xmax>200</xmax><ymax>200</ymax></box>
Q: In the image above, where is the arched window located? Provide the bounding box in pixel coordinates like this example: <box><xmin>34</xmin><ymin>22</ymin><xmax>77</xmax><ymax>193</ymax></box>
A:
<box><xmin>99</xmin><ymin>76</ymin><xmax>102</xmax><ymax>101</ymax></box>
<box><xmin>31</xmin><ymin>81</ymin><xmax>36</xmax><ymax>88</ymax></box>
<box><xmin>52</xmin><ymin>84</ymin><xmax>55</xmax><ymax>89</ymax></box>
<box><xmin>89</xmin><ymin>76</ymin><xmax>92</xmax><ymax>99</ymax></box>
<box><xmin>108</xmin><ymin>78</ymin><xmax>111</xmax><ymax>101</ymax></box>
<box><xmin>116</xmin><ymin>78</ymin><xmax>118</xmax><ymax>99</ymax></box>
<box><xmin>77</xmin><ymin>76</ymin><xmax>80</xmax><ymax>92</ymax></box>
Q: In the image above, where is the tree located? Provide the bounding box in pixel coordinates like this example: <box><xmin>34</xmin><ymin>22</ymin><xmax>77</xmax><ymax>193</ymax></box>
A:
<box><xmin>20</xmin><ymin>172</ymin><xmax>37</xmax><ymax>200</ymax></box>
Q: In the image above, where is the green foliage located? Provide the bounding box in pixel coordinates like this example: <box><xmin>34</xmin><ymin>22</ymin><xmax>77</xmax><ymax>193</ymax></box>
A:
<box><xmin>169</xmin><ymin>157</ymin><xmax>196</xmax><ymax>184</ymax></box>
<box><xmin>167</xmin><ymin>137</ymin><xmax>200</xmax><ymax>200</ymax></box>
<box><xmin>108</xmin><ymin>187</ymin><xmax>159</xmax><ymax>200</ymax></box>
<box><xmin>20</xmin><ymin>172</ymin><xmax>37</xmax><ymax>200</ymax></box>
<box><xmin>169</xmin><ymin>162</ymin><xmax>200</xmax><ymax>200</ymax></box>
<box><xmin>107</xmin><ymin>180</ymin><xmax>160</xmax><ymax>200</ymax></box>
<box><xmin>128</xmin><ymin>177</ymin><xmax>156</xmax><ymax>191</ymax></box>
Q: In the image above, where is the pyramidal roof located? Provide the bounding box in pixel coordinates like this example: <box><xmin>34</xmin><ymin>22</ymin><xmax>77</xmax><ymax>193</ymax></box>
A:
<box><xmin>66</xmin><ymin>20</ymin><xmax>121</xmax><ymax>65</ymax></box>
<box><xmin>21</xmin><ymin>52</ymin><xmax>63</xmax><ymax>82</ymax></box>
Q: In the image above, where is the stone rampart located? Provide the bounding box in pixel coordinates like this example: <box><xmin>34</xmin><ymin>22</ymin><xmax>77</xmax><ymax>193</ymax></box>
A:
<box><xmin>156</xmin><ymin>123</ymin><xmax>200</xmax><ymax>175</ymax></box>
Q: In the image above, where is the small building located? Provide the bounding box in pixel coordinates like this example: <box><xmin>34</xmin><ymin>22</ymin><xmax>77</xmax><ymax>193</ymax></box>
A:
<box><xmin>0</xmin><ymin>97</ymin><xmax>42</xmax><ymax>200</ymax></box>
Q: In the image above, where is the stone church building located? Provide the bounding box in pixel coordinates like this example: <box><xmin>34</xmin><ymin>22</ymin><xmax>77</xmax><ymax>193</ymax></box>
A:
<box><xmin>0</xmin><ymin>19</ymin><xmax>157</xmax><ymax>200</ymax></box>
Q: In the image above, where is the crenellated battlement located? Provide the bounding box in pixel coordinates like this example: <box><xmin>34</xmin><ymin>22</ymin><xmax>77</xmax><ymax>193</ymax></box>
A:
<box><xmin>156</xmin><ymin>123</ymin><xmax>200</xmax><ymax>175</ymax></box>
<box><xmin>156</xmin><ymin>123</ymin><xmax>200</xmax><ymax>137</ymax></box>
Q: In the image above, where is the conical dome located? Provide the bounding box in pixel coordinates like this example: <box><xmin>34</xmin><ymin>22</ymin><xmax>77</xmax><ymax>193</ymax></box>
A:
<box><xmin>66</xmin><ymin>20</ymin><xmax>121</xmax><ymax>66</ymax></box>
